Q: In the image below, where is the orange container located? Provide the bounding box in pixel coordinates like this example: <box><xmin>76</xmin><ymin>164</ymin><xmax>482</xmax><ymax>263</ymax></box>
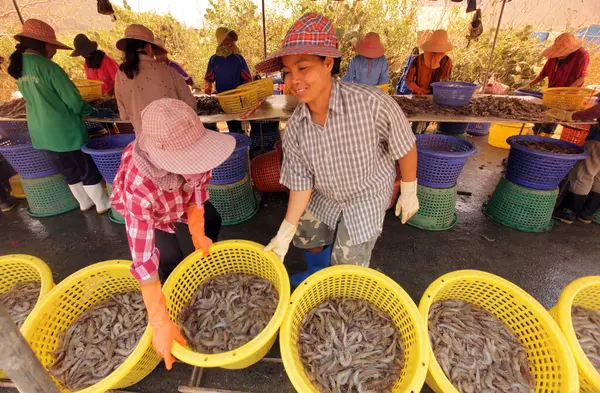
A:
<box><xmin>251</xmin><ymin>149</ymin><xmax>286</xmax><ymax>193</ymax></box>
<box><xmin>560</xmin><ymin>124</ymin><xmax>591</xmax><ymax>147</ymax></box>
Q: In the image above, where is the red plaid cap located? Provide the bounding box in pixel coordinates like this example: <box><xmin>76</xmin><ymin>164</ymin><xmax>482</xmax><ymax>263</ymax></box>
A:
<box><xmin>137</xmin><ymin>98</ymin><xmax>235</xmax><ymax>175</ymax></box>
<box><xmin>256</xmin><ymin>12</ymin><xmax>341</xmax><ymax>73</ymax></box>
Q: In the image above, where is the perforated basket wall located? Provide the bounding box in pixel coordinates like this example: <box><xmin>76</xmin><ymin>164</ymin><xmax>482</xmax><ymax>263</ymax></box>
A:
<box><xmin>550</xmin><ymin>276</ymin><xmax>600</xmax><ymax>392</ymax></box>
<box><xmin>419</xmin><ymin>270</ymin><xmax>579</xmax><ymax>393</ymax></box>
<box><xmin>251</xmin><ymin>150</ymin><xmax>286</xmax><ymax>193</ymax></box>
<box><xmin>210</xmin><ymin>133</ymin><xmax>251</xmax><ymax>185</ymax></box>
<box><xmin>466</xmin><ymin>122</ymin><xmax>491</xmax><ymax>136</ymax></box>
<box><xmin>208</xmin><ymin>175</ymin><xmax>258</xmax><ymax>225</ymax></box>
<box><xmin>407</xmin><ymin>184</ymin><xmax>457</xmax><ymax>231</ymax></box>
<box><xmin>0</xmin><ymin>134</ymin><xmax>58</xmax><ymax>178</ymax></box>
<box><xmin>21</xmin><ymin>173</ymin><xmax>79</xmax><ymax>217</ymax></box>
<box><xmin>280</xmin><ymin>265</ymin><xmax>429</xmax><ymax>393</ymax></box>
<box><xmin>594</xmin><ymin>208</ymin><xmax>600</xmax><ymax>225</ymax></box>
<box><xmin>506</xmin><ymin>136</ymin><xmax>588</xmax><ymax>190</ymax></box>
<box><xmin>416</xmin><ymin>134</ymin><xmax>477</xmax><ymax>188</ymax></box>
<box><xmin>482</xmin><ymin>177</ymin><xmax>558</xmax><ymax>232</ymax></box>
<box><xmin>249</xmin><ymin>120</ymin><xmax>280</xmax><ymax>159</ymax></box>
<box><xmin>21</xmin><ymin>261</ymin><xmax>160</xmax><ymax>393</ymax></box>
<box><xmin>560</xmin><ymin>125</ymin><xmax>590</xmax><ymax>147</ymax></box>
<box><xmin>162</xmin><ymin>240</ymin><xmax>290</xmax><ymax>369</ymax></box>
<box><xmin>106</xmin><ymin>183</ymin><xmax>125</xmax><ymax>225</ymax></box>
<box><xmin>436</xmin><ymin>132</ymin><xmax>467</xmax><ymax>140</ymax></box>
<box><xmin>82</xmin><ymin>134</ymin><xmax>135</xmax><ymax>184</ymax></box>
<box><xmin>0</xmin><ymin>254</ymin><xmax>54</xmax><ymax>379</ymax></box>
<box><xmin>0</xmin><ymin>121</ymin><xmax>28</xmax><ymax>138</ymax></box>
<box><xmin>116</xmin><ymin>123</ymin><xmax>135</xmax><ymax>134</ymax></box>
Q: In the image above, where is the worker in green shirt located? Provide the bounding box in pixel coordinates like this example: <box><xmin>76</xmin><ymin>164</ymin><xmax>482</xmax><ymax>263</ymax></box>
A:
<box><xmin>7</xmin><ymin>19</ymin><xmax>110</xmax><ymax>213</ymax></box>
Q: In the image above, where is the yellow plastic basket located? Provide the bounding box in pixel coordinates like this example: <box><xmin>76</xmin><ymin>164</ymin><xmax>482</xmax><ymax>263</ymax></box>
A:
<box><xmin>419</xmin><ymin>270</ymin><xmax>579</xmax><ymax>393</ymax></box>
<box><xmin>549</xmin><ymin>276</ymin><xmax>600</xmax><ymax>392</ymax></box>
<box><xmin>280</xmin><ymin>265</ymin><xmax>429</xmax><ymax>393</ymax></box>
<box><xmin>73</xmin><ymin>80</ymin><xmax>103</xmax><ymax>102</ymax></box>
<box><xmin>216</xmin><ymin>87</ymin><xmax>260</xmax><ymax>113</ymax></box>
<box><xmin>0</xmin><ymin>254</ymin><xmax>54</xmax><ymax>379</ymax></box>
<box><xmin>488</xmin><ymin>122</ymin><xmax>534</xmax><ymax>149</ymax></box>
<box><xmin>378</xmin><ymin>83</ymin><xmax>391</xmax><ymax>94</ymax></box>
<box><xmin>21</xmin><ymin>260</ymin><xmax>160</xmax><ymax>393</ymax></box>
<box><xmin>9</xmin><ymin>174</ymin><xmax>26</xmax><ymax>199</ymax></box>
<box><xmin>237</xmin><ymin>78</ymin><xmax>274</xmax><ymax>100</ymax></box>
<box><xmin>163</xmin><ymin>240</ymin><xmax>290</xmax><ymax>369</ymax></box>
<box><xmin>543</xmin><ymin>88</ymin><xmax>595</xmax><ymax>111</ymax></box>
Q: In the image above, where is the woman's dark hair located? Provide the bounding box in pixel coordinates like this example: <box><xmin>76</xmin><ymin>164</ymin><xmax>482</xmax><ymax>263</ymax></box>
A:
<box><xmin>411</xmin><ymin>47</ymin><xmax>420</xmax><ymax>56</ymax></box>
<box><xmin>318</xmin><ymin>56</ymin><xmax>342</xmax><ymax>76</ymax></box>
<box><xmin>86</xmin><ymin>50</ymin><xmax>106</xmax><ymax>69</ymax></box>
<box><xmin>8</xmin><ymin>37</ymin><xmax>48</xmax><ymax>80</ymax></box>
<box><xmin>119</xmin><ymin>39</ymin><xmax>148</xmax><ymax>79</ymax></box>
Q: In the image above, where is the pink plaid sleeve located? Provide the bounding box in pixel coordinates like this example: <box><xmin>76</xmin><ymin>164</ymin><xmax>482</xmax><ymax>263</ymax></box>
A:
<box><xmin>125</xmin><ymin>214</ymin><xmax>160</xmax><ymax>281</ymax></box>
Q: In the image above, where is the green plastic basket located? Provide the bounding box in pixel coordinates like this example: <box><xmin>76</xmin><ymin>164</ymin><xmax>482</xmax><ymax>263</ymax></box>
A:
<box><xmin>482</xmin><ymin>177</ymin><xmax>557</xmax><ymax>232</ymax></box>
<box><xmin>207</xmin><ymin>174</ymin><xmax>258</xmax><ymax>226</ymax></box>
<box><xmin>21</xmin><ymin>173</ymin><xmax>79</xmax><ymax>217</ymax></box>
<box><xmin>407</xmin><ymin>184</ymin><xmax>457</xmax><ymax>231</ymax></box>
<box><xmin>106</xmin><ymin>183</ymin><xmax>125</xmax><ymax>225</ymax></box>
<box><xmin>593</xmin><ymin>208</ymin><xmax>600</xmax><ymax>225</ymax></box>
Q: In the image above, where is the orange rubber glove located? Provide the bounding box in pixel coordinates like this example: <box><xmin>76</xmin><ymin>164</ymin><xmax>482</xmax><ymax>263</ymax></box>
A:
<box><xmin>188</xmin><ymin>204</ymin><xmax>213</xmax><ymax>256</ymax></box>
<box><xmin>204</xmin><ymin>81</ymin><xmax>213</xmax><ymax>95</ymax></box>
<box><xmin>140</xmin><ymin>279</ymin><xmax>186</xmax><ymax>370</ymax></box>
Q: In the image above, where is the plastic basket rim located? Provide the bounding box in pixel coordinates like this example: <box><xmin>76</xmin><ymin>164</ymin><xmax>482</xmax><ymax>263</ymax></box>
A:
<box><xmin>165</xmin><ymin>240</ymin><xmax>291</xmax><ymax>368</ymax></box>
<box><xmin>0</xmin><ymin>134</ymin><xmax>33</xmax><ymax>151</ymax></box>
<box><xmin>20</xmin><ymin>260</ymin><xmax>153</xmax><ymax>393</ymax></box>
<box><xmin>226</xmin><ymin>132</ymin><xmax>251</xmax><ymax>151</ymax></box>
<box><xmin>407</xmin><ymin>213</ymin><xmax>458</xmax><ymax>231</ymax></box>
<box><xmin>81</xmin><ymin>134</ymin><xmax>136</xmax><ymax>156</ymax></box>
<box><xmin>280</xmin><ymin>264</ymin><xmax>430</xmax><ymax>393</ymax></box>
<box><xmin>554</xmin><ymin>276</ymin><xmax>600</xmax><ymax>389</ymax></box>
<box><xmin>26</xmin><ymin>202</ymin><xmax>79</xmax><ymax>218</ymax></box>
<box><xmin>481</xmin><ymin>202</ymin><xmax>555</xmax><ymax>233</ymax></box>
<box><xmin>507</xmin><ymin>135</ymin><xmax>588</xmax><ymax>160</ymax></box>
<box><xmin>418</xmin><ymin>269</ymin><xmax>580</xmax><ymax>393</ymax></box>
<box><xmin>108</xmin><ymin>209</ymin><xmax>125</xmax><ymax>225</ymax></box>
<box><xmin>431</xmin><ymin>82</ymin><xmax>479</xmax><ymax>90</ymax></box>
<box><xmin>416</xmin><ymin>134</ymin><xmax>477</xmax><ymax>159</ymax></box>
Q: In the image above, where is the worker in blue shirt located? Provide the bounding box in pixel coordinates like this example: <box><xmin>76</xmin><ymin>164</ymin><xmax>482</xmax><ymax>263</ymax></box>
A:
<box><xmin>343</xmin><ymin>32</ymin><xmax>390</xmax><ymax>87</ymax></box>
<box><xmin>204</xmin><ymin>27</ymin><xmax>252</xmax><ymax>133</ymax></box>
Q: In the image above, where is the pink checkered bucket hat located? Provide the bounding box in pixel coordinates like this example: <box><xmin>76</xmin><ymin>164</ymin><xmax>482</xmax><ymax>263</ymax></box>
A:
<box><xmin>255</xmin><ymin>12</ymin><xmax>341</xmax><ymax>73</ymax></box>
<box><xmin>136</xmin><ymin>98</ymin><xmax>235</xmax><ymax>174</ymax></box>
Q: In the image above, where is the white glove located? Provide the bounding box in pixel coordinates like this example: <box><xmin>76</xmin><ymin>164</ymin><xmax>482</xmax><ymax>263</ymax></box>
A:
<box><xmin>545</xmin><ymin>108</ymin><xmax>575</xmax><ymax>122</ymax></box>
<box><xmin>264</xmin><ymin>219</ymin><xmax>297</xmax><ymax>262</ymax></box>
<box><xmin>395</xmin><ymin>180</ymin><xmax>419</xmax><ymax>224</ymax></box>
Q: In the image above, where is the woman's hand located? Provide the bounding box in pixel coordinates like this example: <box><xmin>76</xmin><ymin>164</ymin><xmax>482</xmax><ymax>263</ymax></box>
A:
<box><xmin>264</xmin><ymin>219</ymin><xmax>297</xmax><ymax>261</ymax></box>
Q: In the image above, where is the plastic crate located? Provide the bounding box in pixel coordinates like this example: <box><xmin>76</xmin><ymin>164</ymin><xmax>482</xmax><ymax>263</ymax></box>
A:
<box><xmin>560</xmin><ymin>124</ymin><xmax>590</xmax><ymax>146</ymax></box>
<box><xmin>208</xmin><ymin>175</ymin><xmax>258</xmax><ymax>225</ymax></box>
<box><xmin>482</xmin><ymin>177</ymin><xmax>558</xmax><ymax>232</ymax></box>
<box><xmin>82</xmin><ymin>134</ymin><xmax>135</xmax><ymax>184</ymax></box>
<box><xmin>436</xmin><ymin>122</ymin><xmax>468</xmax><ymax>134</ymax></box>
<box><xmin>466</xmin><ymin>122</ymin><xmax>491</xmax><ymax>136</ymax></box>
<box><xmin>416</xmin><ymin>134</ymin><xmax>477</xmax><ymax>188</ymax></box>
<box><xmin>506</xmin><ymin>136</ymin><xmax>588</xmax><ymax>190</ymax></box>
<box><xmin>407</xmin><ymin>184</ymin><xmax>457</xmax><ymax>231</ymax></box>
<box><xmin>106</xmin><ymin>183</ymin><xmax>125</xmax><ymax>225</ymax></box>
<box><xmin>0</xmin><ymin>121</ymin><xmax>28</xmax><ymax>138</ymax></box>
<box><xmin>251</xmin><ymin>150</ymin><xmax>286</xmax><ymax>193</ymax></box>
<box><xmin>21</xmin><ymin>173</ymin><xmax>79</xmax><ymax>217</ymax></box>
<box><xmin>210</xmin><ymin>133</ymin><xmax>251</xmax><ymax>185</ymax></box>
<box><xmin>73</xmin><ymin>79</ymin><xmax>103</xmax><ymax>101</ymax></box>
<box><xmin>431</xmin><ymin>82</ymin><xmax>478</xmax><ymax>106</ymax></box>
<box><xmin>0</xmin><ymin>134</ymin><xmax>58</xmax><ymax>178</ymax></box>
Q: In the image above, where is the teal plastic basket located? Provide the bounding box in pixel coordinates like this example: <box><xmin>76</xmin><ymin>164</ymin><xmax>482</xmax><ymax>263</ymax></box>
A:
<box><xmin>106</xmin><ymin>183</ymin><xmax>125</xmax><ymax>225</ymax></box>
<box><xmin>207</xmin><ymin>174</ymin><xmax>258</xmax><ymax>226</ymax></box>
<box><xmin>21</xmin><ymin>173</ymin><xmax>79</xmax><ymax>217</ymax></box>
<box><xmin>407</xmin><ymin>184</ymin><xmax>457</xmax><ymax>231</ymax></box>
<box><xmin>593</xmin><ymin>208</ymin><xmax>600</xmax><ymax>225</ymax></box>
<box><xmin>482</xmin><ymin>177</ymin><xmax>557</xmax><ymax>232</ymax></box>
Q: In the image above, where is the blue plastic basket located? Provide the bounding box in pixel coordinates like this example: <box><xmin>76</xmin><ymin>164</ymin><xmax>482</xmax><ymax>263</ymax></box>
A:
<box><xmin>431</xmin><ymin>82</ymin><xmax>479</xmax><ymax>106</ymax></box>
<box><xmin>0</xmin><ymin>121</ymin><xmax>28</xmax><ymax>138</ymax></box>
<box><xmin>210</xmin><ymin>133</ymin><xmax>251</xmax><ymax>185</ymax></box>
<box><xmin>416</xmin><ymin>134</ymin><xmax>477</xmax><ymax>188</ymax></box>
<box><xmin>436</xmin><ymin>122</ymin><xmax>469</xmax><ymax>134</ymax></box>
<box><xmin>513</xmin><ymin>89</ymin><xmax>543</xmax><ymax>99</ymax></box>
<box><xmin>0</xmin><ymin>134</ymin><xmax>58</xmax><ymax>179</ymax></box>
<box><xmin>81</xmin><ymin>134</ymin><xmax>135</xmax><ymax>184</ymax></box>
<box><xmin>466</xmin><ymin>123</ymin><xmax>491</xmax><ymax>136</ymax></box>
<box><xmin>506</xmin><ymin>136</ymin><xmax>588</xmax><ymax>190</ymax></box>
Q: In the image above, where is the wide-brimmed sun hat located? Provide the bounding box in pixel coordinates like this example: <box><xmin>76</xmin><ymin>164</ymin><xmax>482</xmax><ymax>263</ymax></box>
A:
<box><xmin>70</xmin><ymin>33</ymin><xmax>98</xmax><ymax>57</ymax></box>
<box><xmin>116</xmin><ymin>24</ymin><xmax>167</xmax><ymax>55</ymax></box>
<box><xmin>136</xmin><ymin>98</ymin><xmax>235</xmax><ymax>175</ymax></box>
<box><xmin>216</xmin><ymin>27</ymin><xmax>238</xmax><ymax>45</ymax></box>
<box><xmin>14</xmin><ymin>19</ymin><xmax>72</xmax><ymax>50</ymax></box>
<box><xmin>420</xmin><ymin>29</ymin><xmax>453</xmax><ymax>53</ymax></box>
<box><xmin>542</xmin><ymin>32</ymin><xmax>583</xmax><ymax>59</ymax></box>
<box><xmin>255</xmin><ymin>12</ymin><xmax>341</xmax><ymax>74</ymax></box>
<box><xmin>356</xmin><ymin>32</ymin><xmax>384</xmax><ymax>58</ymax></box>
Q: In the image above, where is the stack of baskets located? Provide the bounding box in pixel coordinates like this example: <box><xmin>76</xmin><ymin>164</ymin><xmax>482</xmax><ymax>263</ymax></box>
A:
<box><xmin>209</xmin><ymin>133</ymin><xmax>258</xmax><ymax>225</ymax></box>
<box><xmin>251</xmin><ymin>140</ymin><xmax>287</xmax><ymax>193</ymax></box>
<box><xmin>82</xmin><ymin>134</ymin><xmax>136</xmax><ymax>224</ymax></box>
<box><xmin>0</xmin><ymin>134</ymin><xmax>78</xmax><ymax>217</ymax></box>
<box><xmin>483</xmin><ymin>135</ymin><xmax>588</xmax><ymax>232</ymax></box>
<box><xmin>409</xmin><ymin>134</ymin><xmax>476</xmax><ymax>230</ymax></box>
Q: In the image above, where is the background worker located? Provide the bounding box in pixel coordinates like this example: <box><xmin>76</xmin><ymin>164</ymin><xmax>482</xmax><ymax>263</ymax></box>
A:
<box><xmin>70</xmin><ymin>33</ymin><xmax>119</xmax><ymax>96</ymax></box>
<box><xmin>343</xmin><ymin>32</ymin><xmax>390</xmax><ymax>87</ymax></box>
<box><xmin>405</xmin><ymin>30</ymin><xmax>453</xmax><ymax>95</ymax></box>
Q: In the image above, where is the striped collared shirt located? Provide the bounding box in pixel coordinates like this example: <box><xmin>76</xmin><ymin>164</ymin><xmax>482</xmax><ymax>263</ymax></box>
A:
<box><xmin>280</xmin><ymin>79</ymin><xmax>415</xmax><ymax>245</ymax></box>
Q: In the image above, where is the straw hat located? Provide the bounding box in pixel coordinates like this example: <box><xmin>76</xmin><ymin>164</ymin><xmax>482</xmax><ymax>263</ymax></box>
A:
<box><xmin>356</xmin><ymin>32</ymin><xmax>385</xmax><ymax>59</ymax></box>
<box><xmin>116</xmin><ymin>24</ymin><xmax>167</xmax><ymax>55</ymax></box>
<box><xmin>216</xmin><ymin>27</ymin><xmax>238</xmax><ymax>45</ymax></box>
<box><xmin>542</xmin><ymin>32</ymin><xmax>583</xmax><ymax>59</ymax></box>
<box><xmin>136</xmin><ymin>98</ymin><xmax>235</xmax><ymax>175</ymax></box>
<box><xmin>70</xmin><ymin>34</ymin><xmax>98</xmax><ymax>57</ymax></box>
<box><xmin>420</xmin><ymin>30</ymin><xmax>453</xmax><ymax>53</ymax></box>
<box><xmin>256</xmin><ymin>13</ymin><xmax>341</xmax><ymax>74</ymax></box>
<box><xmin>14</xmin><ymin>19</ymin><xmax>71</xmax><ymax>50</ymax></box>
